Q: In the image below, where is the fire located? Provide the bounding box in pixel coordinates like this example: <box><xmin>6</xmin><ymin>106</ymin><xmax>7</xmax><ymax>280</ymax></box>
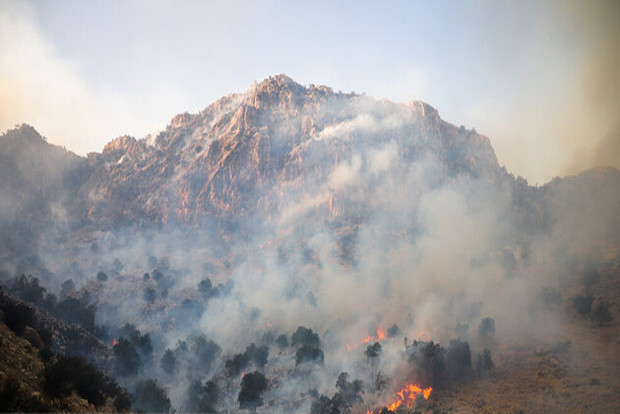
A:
<box><xmin>366</xmin><ymin>383</ymin><xmax>432</xmax><ymax>414</ymax></box>
<box><xmin>112</xmin><ymin>338</ymin><xmax>119</xmax><ymax>347</ymax></box>
<box><xmin>348</xmin><ymin>328</ymin><xmax>390</xmax><ymax>351</ymax></box>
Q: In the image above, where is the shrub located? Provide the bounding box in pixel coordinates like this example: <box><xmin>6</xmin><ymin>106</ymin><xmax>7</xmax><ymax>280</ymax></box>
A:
<box><xmin>96</xmin><ymin>271</ymin><xmax>108</xmax><ymax>282</ymax></box>
<box><xmin>113</xmin><ymin>337</ymin><xmax>141</xmax><ymax>377</ymax></box>
<box><xmin>54</xmin><ymin>297</ymin><xmax>96</xmax><ymax>332</ymax></box>
<box><xmin>311</xmin><ymin>394</ymin><xmax>339</xmax><ymax>414</ymax></box>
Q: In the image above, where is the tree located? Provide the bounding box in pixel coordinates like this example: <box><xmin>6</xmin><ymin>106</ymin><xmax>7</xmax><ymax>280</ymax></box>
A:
<box><xmin>132</xmin><ymin>379</ymin><xmax>171</xmax><ymax>413</ymax></box>
<box><xmin>113</xmin><ymin>338</ymin><xmax>141</xmax><ymax>377</ymax></box>
<box><xmin>160</xmin><ymin>349</ymin><xmax>176</xmax><ymax>375</ymax></box>
<box><xmin>310</xmin><ymin>394</ymin><xmax>340</xmax><ymax>414</ymax></box>
<box><xmin>291</xmin><ymin>326</ymin><xmax>320</xmax><ymax>347</ymax></box>
<box><xmin>475</xmin><ymin>348</ymin><xmax>494</xmax><ymax>378</ymax></box>
<box><xmin>365</xmin><ymin>342</ymin><xmax>382</xmax><ymax>360</ymax></box>
<box><xmin>276</xmin><ymin>334</ymin><xmax>289</xmax><ymax>348</ymax></box>
<box><xmin>97</xmin><ymin>271</ymin><xmax>108</xmax><ymax>282</ymax></box>
<box><xmin>334</xmin><ymin>372</ymin><xmax>364</xmax><ymax>408</ymax></box>
<box><xmin>295</xmin><ymin>345</ymin><xmax>324</xmax><ymax>366</ymax></box>
<box><xmin>447</xmin><ymin>339</ymin><xmax>472</xmax><ymax>378</ymax></box>
<box><xmin>238</xmin><ymin>371</ymin><xmax>268</xmax><ymax>412</ymax></box>
<box><xmin>478</xmin><ymin>317</ymin><xmax>496</xmax><ymax>338</ymax></box>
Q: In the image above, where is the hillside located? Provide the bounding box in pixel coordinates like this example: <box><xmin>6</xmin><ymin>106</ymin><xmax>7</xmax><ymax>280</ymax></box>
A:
<box><xmin>0</xmin><ymin>75</ymin><xmax>618</xmax><ymax>413</ymax></box>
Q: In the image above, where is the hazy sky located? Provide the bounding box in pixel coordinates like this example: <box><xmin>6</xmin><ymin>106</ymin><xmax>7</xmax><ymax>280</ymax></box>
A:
<box><xmin>1</xmin><ymin>0</ymin><xmax>618</xmax><ymax>184</ymax></box>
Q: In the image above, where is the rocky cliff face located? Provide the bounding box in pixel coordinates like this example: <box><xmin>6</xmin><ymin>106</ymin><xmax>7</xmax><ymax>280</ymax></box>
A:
<box><xmin>39</xmin><ymin>75</ymin><xmax>502</xmax><ymax>231</ymax></box>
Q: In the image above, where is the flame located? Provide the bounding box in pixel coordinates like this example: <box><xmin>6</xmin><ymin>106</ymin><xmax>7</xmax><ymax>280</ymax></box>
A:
<box><xmin>348</xmin><ymin>328</ymin><xmax>390</xmax><ymax>351</ymax></box>
<box><xmin>112</xmin><ymin>338</ymin><xmax>119</xmax><ymax>347</ymax></box>
<box><xmin>366</xmin><ymin>383</ymin><xmax>432</xmax><ymax>414</ymax></box>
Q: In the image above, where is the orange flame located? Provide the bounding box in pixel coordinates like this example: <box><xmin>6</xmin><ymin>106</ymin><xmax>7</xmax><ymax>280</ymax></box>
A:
<box><xmin>348</xmin><ymin>328</ymin><xmax>391</xmax><ymax>351</ymax></box>
<box><xmin>112</xmin><ymin>338</ymin><xmax>119</xmax><ymax>347</ymax></box>
<box><xmin>366</xmin><ymin>383</ymin><xmax>432</xmax><ymax>414</ymax></box>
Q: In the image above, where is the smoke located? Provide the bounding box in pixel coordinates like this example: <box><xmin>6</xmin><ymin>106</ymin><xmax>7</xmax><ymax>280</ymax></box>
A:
<box><xmin>2</xmin><ymin>80</ymin><xmax>618</xmax><ymax>412</ymax></box>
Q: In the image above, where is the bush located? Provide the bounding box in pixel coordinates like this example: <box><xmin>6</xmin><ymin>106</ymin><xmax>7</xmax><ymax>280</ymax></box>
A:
<box><xmin>191</xmin><ymin>335</ymin><xmax>221</xmax><ymax>372</ymax></box>
<box><xmin>334</xmin><ymin>372</ymin><xmax>364</xmax><ymax>408</ymax></box>
<box><xmin>132</xmin><ymin>379</ymin><xmax>171</xmax><ymax>413</ymax></box>
<box><xmin>96</xmin><ymin>271</ymin><xmax>108</xmax><ymax>282</ymax></box>
<box><xmin>291</xmin><ymin>326</ymin><xmax>320</xmax><ymax>347</ymax></box>
<box><xmin>238</xmin><ymin>371</ymin><xmax>268</xmax><ymax>412</ymax></box>
<box><xmin>295</xmin><ymin>345</ymin><xmax>324</xmax><ymax>366</ymax></box>
<box><xmin>409</xmin><ymin>341</ymin><xmax>446</xmax><ymax>387</ymax></box>
<box><xmin>387</xmin><ymin>324</ymin><xmax>402</xmax><ymax>338</ymax></box>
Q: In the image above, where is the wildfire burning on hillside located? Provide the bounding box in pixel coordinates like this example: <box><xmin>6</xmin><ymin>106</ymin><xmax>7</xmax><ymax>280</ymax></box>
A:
<box><xmin>367</xmin><ymin>383</ymin><xmax>432</xmax><ymax>414</ymax></box>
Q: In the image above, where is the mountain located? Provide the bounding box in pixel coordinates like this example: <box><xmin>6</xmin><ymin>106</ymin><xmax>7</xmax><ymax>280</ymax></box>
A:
<box><xmin>1</xmin><ymin>75</ymin><xmax>619</xmax><ymax>413</ymax></box>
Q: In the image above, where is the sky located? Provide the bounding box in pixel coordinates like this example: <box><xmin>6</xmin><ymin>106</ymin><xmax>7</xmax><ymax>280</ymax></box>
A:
<box><xmin>0</xmin><ymin>0</ymin><xmax>618</xmax><ymax>184</ymax></box>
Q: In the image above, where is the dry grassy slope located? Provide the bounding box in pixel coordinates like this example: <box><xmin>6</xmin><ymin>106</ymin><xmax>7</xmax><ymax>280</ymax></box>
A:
<box><xmin>0</xmin><ymin>319</ymin><xmax>120</xmax><ymax>412</ymax></box>
<box><xmin>403</xmin><ymin>258</ymin><xmax>620</xmax><ymax>414</ymax></box>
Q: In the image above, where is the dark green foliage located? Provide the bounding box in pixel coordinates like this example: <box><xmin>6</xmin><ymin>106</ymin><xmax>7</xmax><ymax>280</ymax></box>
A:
<box><xmin>447</xmin><ymin>339</ymin><xmax>471</xmax><ymax>377</ymax></box>
<box><xmin>191</xmin><ymin>335</ymin><xmax>221</xmax><ymax>372</ymax></box>
<box><xmin>54</xmin><ymin>297</ymin><xmax>96</xmax><ymax>332</ymax></box>
<box><xmin>475</xmin><ymin>348</ymin><xmax>494</xmax><ymax>378</ymax></box>
<box><xmin>186</xmin><ymin>380</ymin><xmax>218</xmax><ymax>413</ymax></box>
<box><xmin>387</xmin><ymin>324</ymin><xmax>401</xmax><ymax>338</ymax></box>
<box><xmin>295</xmin><ymin>345</ymin><xmax>324</xmax><ymax>366</ymax></box>
<box><xmin>96</xmin><ymin>271</ymin><xmax>108</xmax><ymax>282</ymax></box>
<box><xmin>120</xmin><ymin>323</ymin><xmax>153</xmax><ymax>358</ymax></box>
<box><xmin>113</xmin><ymin>337</ymin><xmax>141</xmax><ymax>376</ymax></box>
<box><xmin>238</xmin><ymin>371</ymin><xmax>268</xmax><ymax>412</ymax></box>
<box><xmin>160</xmin><ymin>349</ymin><xmax>176</xmax><ymax>375</ymax></box>
<box><xmin>43</xmin><ymin>356</ymin><xmax>110</xmax><ymax>406</ymax></box>
<box><xmin>573</xmin><ymin>294</ymin><xmax>594</xmax><ymax>316</ymax></box>
<box><xmin>478</xmin><ymin>317</ymin><xmax>496</xmax><ymax>338</ymax></box>
<box><xmin>291</xmin><ymin>326</ymin><xmax>320</xmax><ymax>347</ymax></box>
<box><xmin>2</xmin><ymin>301</ymin><xmax>36</xmax><ymax>336</ymax></box>
<box><xmin>334</xmin><ymin>372</ymin><xmax>364</xmax><ymax>408</ymax></box>
<box><xmin>365</xmin><ymin>342</ymin><xmax>382</xmax><ymax>360</ymax></box>
<box><xmin>132</xmin><ymin>379</ymin><xmax>171</xmax><ymax>413</ymax></box>
<box><xmin>591</xmin><ymin>301</ymin><xmax>613</xmax><ymax>325</ymax></box>
<box><xmin>276</xmin><ymin>334</ymin><xmax>289</xmax><ymax>348</ymax></box>
<box><xmin>310</xmin><ymin>394</ymin><xmax>340</xmax><ymax>414</ymax></box>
